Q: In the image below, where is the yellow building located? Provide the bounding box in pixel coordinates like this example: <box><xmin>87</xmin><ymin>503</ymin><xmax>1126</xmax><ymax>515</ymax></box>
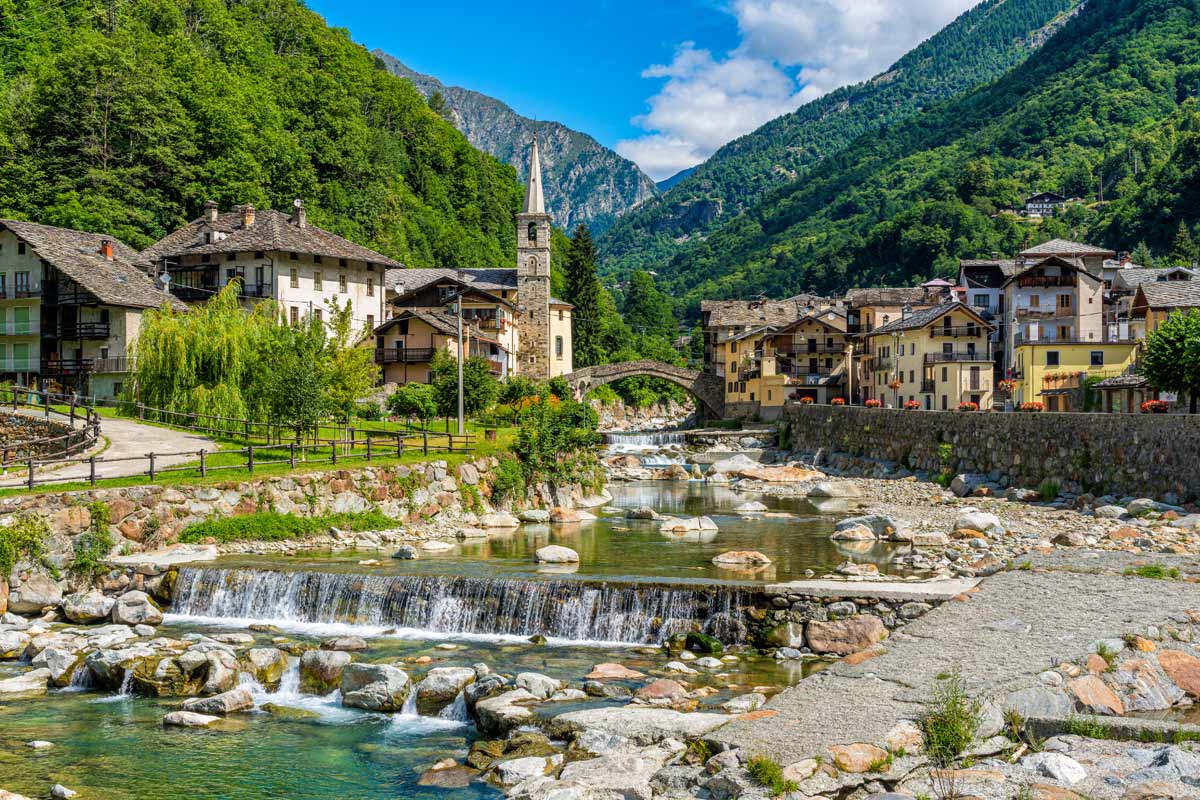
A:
<box><xmin>1012</xmin><ymin>342</ymin><xmax>1139</xmax><ymax>412</ymax></box>
<box><xmin>863</xmin><ymin>302</ymin><xmax>995</xmax><ymax>410</ymax></box>
<box><xmin>1131</xmin><ymin>281</ymin><xmax>1200</xmax><ymax>336</ymax></box>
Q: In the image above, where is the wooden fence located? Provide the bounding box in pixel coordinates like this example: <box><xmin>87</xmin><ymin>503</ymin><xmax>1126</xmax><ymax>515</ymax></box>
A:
<box><xmin>0</xmin><ymin>386</ymin><xmax>102</xmax><ymax>465</ymax></box>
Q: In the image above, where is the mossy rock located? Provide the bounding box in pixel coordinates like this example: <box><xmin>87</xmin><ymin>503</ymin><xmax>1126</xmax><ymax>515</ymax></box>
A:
<box><xmin>261</xmin><ymin>703</ymin><xmax>321</xmax><ymax>721</ymax></box>
<box><xmin>685</xmin><ymin>632</ymin><xmax>723</xmax><ymax>656</ymax></box>
<box><xmin>466</xmin><ymin>739</ymin><xmax>508</xmax><ymax>770</ymax></box>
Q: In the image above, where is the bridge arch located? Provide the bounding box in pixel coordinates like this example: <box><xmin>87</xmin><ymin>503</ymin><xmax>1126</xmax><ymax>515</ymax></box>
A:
<box><xmin>566</xmin><ymin>360</ymin><xmax>724</xmax><ymax>420</ymax></box>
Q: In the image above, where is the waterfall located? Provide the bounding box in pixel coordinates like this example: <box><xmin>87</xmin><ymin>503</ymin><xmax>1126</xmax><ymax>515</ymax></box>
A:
<box><xmin>170</xmin><ymin>567</ymin><xmax>748</xmax><ymax>645</ymax></box>
<box><xmin>437</xmin><ymin>691</ymin><xmax>469</xmax><ymax>722</ymax></box>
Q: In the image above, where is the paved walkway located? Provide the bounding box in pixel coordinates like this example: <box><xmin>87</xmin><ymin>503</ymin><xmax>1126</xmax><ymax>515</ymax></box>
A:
<box><xmin>0</xmin><ymin>413</ymin><xmax>218</xmax><ymax>487</ymax></box>
<box><xmin>711</xmin><ymin>551</ymin><xmax>1200</xmax><ymax>766</ymax></box>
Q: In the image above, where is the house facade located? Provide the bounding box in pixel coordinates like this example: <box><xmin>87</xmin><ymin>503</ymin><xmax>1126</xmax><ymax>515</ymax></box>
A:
<box><xmin>0</xmin><ymin>220</ymin><xmax>182</xmax><ymax>398</ymax></box>
<box><xmin>1024</xmin><ymin>192</ymin><xmax>1068</xmax><ymax>218</ymax></box>
<box><xmin>142</xmin><ymin>200</ymin><xmax>397</xmax><ymax>335</ymax></box>
<box><xmin>378</xmin><ymin>139</ymin><xmax>573</xmax><ymax>383</ymax></box>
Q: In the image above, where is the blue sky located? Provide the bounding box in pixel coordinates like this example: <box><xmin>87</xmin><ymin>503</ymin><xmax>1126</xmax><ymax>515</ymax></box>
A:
<box><xmin>306</xmin><ymin>1</ymin><xmax>978</xmax><ymax>181</ymax></box>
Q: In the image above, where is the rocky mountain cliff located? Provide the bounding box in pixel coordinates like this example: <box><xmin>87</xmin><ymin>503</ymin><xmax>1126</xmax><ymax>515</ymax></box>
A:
<box><xmin>377</xmin><ymin>53</ymin><xmax>658</xmax><ymax>233</ymax></box>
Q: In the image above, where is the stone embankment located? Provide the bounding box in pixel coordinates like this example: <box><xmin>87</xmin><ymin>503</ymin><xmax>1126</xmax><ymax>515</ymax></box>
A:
<box><xmin>592</xmin><ymin>398</ymin><xmax>696</xmax><ymax>432</ymax></box>
<box><xmin>0</xmin><ymin>411</ymin><xmax>89</xmax><ymax>461</ymax></box>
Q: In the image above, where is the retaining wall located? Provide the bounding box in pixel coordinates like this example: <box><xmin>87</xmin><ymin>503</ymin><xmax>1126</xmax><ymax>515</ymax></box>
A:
<box><xmin>785</xmin><ymin>405</ymin><xmax>1200</xmax><ymax>500</ymax></box>
<box><xmin>0</xmin><ymin>412</ymin><xmax>87</xmax><ymax>460</ymax></box>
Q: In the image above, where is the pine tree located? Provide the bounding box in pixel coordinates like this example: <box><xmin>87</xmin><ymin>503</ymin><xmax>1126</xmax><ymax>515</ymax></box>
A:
<box><xmin>1132</xmin><ymin>241</ymin><xmax>1156</xmax><ymax>268</ymax></box>
<box><xmin>623</xmin><ymin>271</ymin><xmax>676</xmax><ymax>339</ymax></box>
<box><xmin>564</xmin><ymin>224</ymin><xmax>603</xmax><ymax>367</ymax></box>
<box><xmin>1169</xmin><ymin>222</ymin><xmax>1198</xmax><ymax>266</ymax></box>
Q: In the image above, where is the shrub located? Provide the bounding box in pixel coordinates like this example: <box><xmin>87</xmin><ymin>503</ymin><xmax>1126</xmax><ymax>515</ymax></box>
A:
<box><xmin>71</xmin><ymin>501</ymin><xmax>115</xmax><ymax>577</ymax></box>
<box><xmin>1037</xmin><ymin>479</ymin><xmax>1060</xmax><ymax>502</ymax></box>
<box><xmin>904</xmin><ymin>400</ymin><xmax>921</xmax><ymax>410</ymax></box>
<box><xmin>0</xmin><ymin>513</ymin><xmax>48</xmax><ymax>576</ymax></box>
<box><xmin>1141</xmin><ymin>399</ymin><xmax>1169</xmax><ymax>414</ymax></box>
<box><xmin>865</xmin><ymin>399</ymin><xmax>882</xmax><ymax>408</ymax></box>
<box><xmin>388</xmin><ymin>383</ymin><xmax>439</xmax><ymax>425</ymax></box>
<box><xmin>489</xmin><ymin>454</ymin><xmax>527</xmax><ymax>504</ymax></box>
<box><xmin>352</xmin><ymin>402</ymin><xmax>383</xmax><ymax>421</ymax></box>
<box><xmin>831</xmin><ymin>397</ymin><xmax>846</xmax><ymax>406</ymax></box>
<box><xmin>799</xmin><ymin>396</ymin><xmax>815</xmax><ymax>405</ymax></box>
<box><xmin>1018</xmin><ymin>402</ymin><xmax>1044</xmax><ymax>412</ymax></box>
<box><xmin>957</xmin><ymin>401</ymin><xmax>979</xmax><ymax>412</ymax></box>
<box><xmin>919</xmin><ymin>669</ymin><xmax>980</xmax><ymax>769</ymax></box>
<box><xmin>746</xmin><ymin>755</ymin><xmax>799</xmax><ymax>798</ymax></box>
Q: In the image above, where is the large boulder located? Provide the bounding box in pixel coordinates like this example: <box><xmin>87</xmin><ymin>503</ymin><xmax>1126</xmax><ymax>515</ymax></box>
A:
<box><xmin>414</xmin><ymin>667</ymin><xmax>476</xmax><ymax>713</ymax></box>
<box><xmin>182</xmin><ymin>686</ymin><xmax>254</xmax><ymax>716</ymax></box>
<box><xmin>708</xmin><ymin>454</ymin><xmax>761</xmax><ymax>475</ymax></box>
<box><xmin>953</xmin><ymin>509</ymin><xmax>1005</xmax><ymax>536</ymax></box>
<box><xmin>474</xmin><ymin>689</ymin><xmax>538</xmax><ymax>736</ymax></box>
<box><xmin>299</xmin><ymin>650</ymin><xmax>352</xmax><ymax>695</ymax></box>
<box><xmin>8</xmin><ymin>575</ymin><xmax>62</xmax><ymax>615</ymax></box>
<box><xmin>550</xmin><ymin>707</ymin><xmax>729</xmax><ymax>746</ymax></box>
<box><xmin>479</xmin><ymin>512</ymin><xmax>520</xmax><ymax>529</ymax></box>
<box><xmin>62</xmin><ymin>591</ymin><xmax>116</xmax><ymax>624</ymax></box>
<box><xmin>0</xmin><ymin>630</ymin><xmax>31</xmax><ymax>659</ymax></box>
<box><xmin>835</xmin><ymin>515</ymin><xmax>897</xmax><ymax>538</ymax></box>
<box><xmin>339</xmin><ymin>663</ymin><xmax>411</xmax><ymax>712</ymax></box>
<box><xmin>534</xmin><ymin>545</ymin><xmax>579</xmax><ymax>564</ymax></box>
<box><xmin>515</xmin><ymin>671</ymin><xmax>563</xmax><ymax>700</ymax></box>
<box><xmin>242</xmin><ymin>648</ymin><xmax>289</xmax><ymax>689</ymax></box>
<box><xmin>32</xmin><ymin>646</ymin><xmax>86</xmax><ymax>687</ymax></box>
<box><xmin>807</xmin><ymin>481</ymin><xmax>862</xmax><ymax>499</ymax></box>
<box><xmin>111</xmin><ymin>591</ymin><xmax>163</xmax><ymax>626</ymax></box>
<box><xmin>0</xmin><ymin>668</ymin><xmax>51</xmax><ymax>698</ymax></box>
<box><xmin>162</xmin><ymin>711</ymin><xmax>221</xmax><ymax>728</ymax></box>
<box><xmin>805</xmin><ymin>615</ymin><xmax>887</xmax><ymax>656</ymax></box>
<box><xmin>711</xmin><ymin>551</ymin><xmax>771</xmax><ymax>567</ymax></box>
<box><xmin>734</xmin><ymin>465</ymin><xmax>823</xmax><ymax>483</ymax></box>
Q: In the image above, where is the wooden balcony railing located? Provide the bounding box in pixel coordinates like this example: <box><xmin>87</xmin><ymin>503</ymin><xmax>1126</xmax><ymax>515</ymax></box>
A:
<box><xmin>375</xmin><ymin>347</ymin><xmax>436</xmax><ymax>365</ymax></box>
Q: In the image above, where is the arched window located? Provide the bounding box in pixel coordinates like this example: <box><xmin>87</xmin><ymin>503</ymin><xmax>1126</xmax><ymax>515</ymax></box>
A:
<box><xmin>527</xmin><ymin>256</ymin><xmax>538</xmax><ymax>272</ymax></box>
<box><xmin>527</xmin><ymin>222</ymin><xmax>538</xmax><ymax>244</ymax></box>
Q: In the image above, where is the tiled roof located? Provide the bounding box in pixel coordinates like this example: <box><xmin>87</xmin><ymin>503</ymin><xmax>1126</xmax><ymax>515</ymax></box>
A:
<box><xmin>1019</xmin><ymin>239</ymin><xmax>1114</xmax><ymax>259</ymax></box>
<box><xmin>868</xmin><ymin>301</ymin><xmax>988</xmax><ymax>336</ymax></box>
<box><xmin>142</xmin><ymin>207</ymin><xmax>402</xmax><ymax>268</ymax></box>
<box><xmin>843</xmin><ymin>287</ymin><xmax>939</xmax><ymax>307</ymax></box>
<box><xmin>701</xmin><ymin>295</ymin><xmax>834</xmax><ymax>328</ymax></box>
<box><xmin>1137</xmin><ymin>280</ymin><xmax>1200</xmax><ymax>309</ymax></box>
<box><xmin>959</xmin><ymin>259</ymin><xmax>1019</xmax><ymax>287</ymax></box>
<box><xmin>0</xmin><ymin>219</ymin><xmax>183</xmax><ymax>311</ymax></box>
<box><xmin>385</xmin><ymin>267</ymin><xmax>518</xmax><ymax>294</ymax></box>
<box><xmin>1112</xmin><ymin>267</ymin><xmax>1195</xmax><ymax>292</ymax></box>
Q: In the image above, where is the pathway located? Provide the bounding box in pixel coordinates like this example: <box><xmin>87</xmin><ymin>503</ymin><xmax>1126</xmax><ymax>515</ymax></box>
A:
<box><xmin>0</xmin><ymin>413</ymin><xmax>219</xmax><ymax>487</ymax></box>
<box><xmin>711</xmin><ymin>551</ymin><xmax>1200</xmax><ymax>764</ymax></box>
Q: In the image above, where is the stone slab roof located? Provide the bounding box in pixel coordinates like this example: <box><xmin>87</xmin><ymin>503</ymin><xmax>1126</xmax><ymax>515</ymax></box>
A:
<box><xmin>868</xmin><ymin>300</ymin><xmax>989</xmax><ymax>336</ymax></box>
<box><xmin>0</xmin><ymin>219</ymin><xmax>183</xmax><ymax>311</ymax></box>
<box><xmin>1094</xmin><ymin>374</ymin><xmax>1147</xmax><ymax>389</ymax></box>
<box><xmin>1136</xmin><ymin>280</ymin><xmax>1200</xmax><ymax>309</ymax></box>
<box><xmin>385</xmin><ymin>267</ymin><xmax>517</xmax><ymax>294</ymax></box>
<box><xmin>843</xmin><ymin>287</ymin><xmax>936</xmax><ymax>307</ymax></box>
<box><xmin>1112</xmin><ymin>267</ymin><xmax>1196</xmax><ymax>293</ymax></box>
<box><xmin>701</xmin><ymin>295</ymin><xmax>832</xmax><ymax>329</ymax></box>
<box><xmin>959</xmin><ymin>259</ymin><xmax>1019</xmax><ymax>288</ymax></box>
<box><xmin>1019</xmin><ymin>239</ymin><xmax>1115</xmax><ymax>259</ymax></box>
<box><xmin>142</xmin><ymin>208</ymin><xmax>402</xmax><ymax>268</ymax></box>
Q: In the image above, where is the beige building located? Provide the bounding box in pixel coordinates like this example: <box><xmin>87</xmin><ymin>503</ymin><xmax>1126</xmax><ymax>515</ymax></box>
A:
<box><xmin>142</xmin><ymin>200</ymin><xmax>398</xmax><ymax>335</ymax></box>
<box><xmin>380</xmin><ymin>139</ymin><xmax>573</xmax><ymax>382</ymax></box>
<box><xmin>700</xmin><ymin>294</ymin><xmax>837</xmax><ymax>379</ymax></box>
<box><xmin>862</xmin><ymin>302</ymin><xmax>994</xmax><ymax>410</ymax></box>
<box><xmin>0</xmin><ymin>220</ymin><xmax>182</xmax><ymax>398</ymax></box>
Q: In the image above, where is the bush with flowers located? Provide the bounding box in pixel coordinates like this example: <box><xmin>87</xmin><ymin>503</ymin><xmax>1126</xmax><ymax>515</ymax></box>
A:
<box><xmin>997</xmin><ymin>379</ymin><xmax>1018</xmax><ymax>394</ymax></box>
<box><xmin>1018</xmin><ymin>402</ymin><xmax>1043</xmax><ymax>412</ymax></box>
<box><xmin>903</xmin><ymin>400</ymin><xmax>921</xmax><ymax>410</ymax></box>
<box><xmin>957</xmin><ymin>401</ymin><xmax>979</xmax><ymax>412</ymax></box>
<box><xmin>830</xmin><ymin>397</ymin><xmax>846</xmax><ymax>406</ymax></box>
<box><xmin>1141</xmin><ymin>399</ymin><xmax>1169</xmax><ymax>414</ymax></box>
<box><xmin>865</xmin><ymin>399</ymin><xmax>882</xmax><ymax>408</ymax></box>
<box><xmin>799</xmin><ymin>396</ymin><xmax>815</xmax><ymax>404</ymax></box>
<box><xmin>887</xmin><ymin>379</ymin><xmax>902</xmax><ymax>391</ymax></box>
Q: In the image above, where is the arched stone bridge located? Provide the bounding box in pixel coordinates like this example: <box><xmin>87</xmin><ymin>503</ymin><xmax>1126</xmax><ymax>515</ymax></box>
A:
<box><xmin>566</xmin><ymin>360</ymin><xmax>725</xmax><ymax>419</ymax></box>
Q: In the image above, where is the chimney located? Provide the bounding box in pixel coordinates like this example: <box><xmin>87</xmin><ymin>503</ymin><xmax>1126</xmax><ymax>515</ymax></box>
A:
<box><xmin>99</xmin><ymin>239</ymin><xmax>114</xmax><ymax>261</ymax></box>
<box><xmin>203</xmin><ymin>200</ymin><xmax>218</xmax><ymax>223</ymax></box>
<box><xmin>901</xmin><ymin>304</ymin><xmax>912</xmax><ymax>320</ymax></box>
<box><xmin>291</xmin><ymin>198</ymin><xmax>306</xmax><ymax>229</ymax></box>
<box><xmin>242</xmin><ymin>204</ymin><xmax>256</xmax><ymax>228</ymax></box>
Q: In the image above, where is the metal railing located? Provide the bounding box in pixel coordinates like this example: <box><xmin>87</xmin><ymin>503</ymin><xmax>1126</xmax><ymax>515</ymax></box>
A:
<box><xmin>924</xmin><ymin>351</ymin><xmax>991</xmax><ymax>364</ymax></box>
<box><xmin>929</xmin><ymin>326</ymin><xmax>985</xmax><ymax>338</ymax></box>
<box><xmin>92</xmin><ymin>356</ymin><xmax>134</xmax><ymax>373</ymax></box>
<box><xmin>375</xmin><ymin>347</ymin><xmax>436</xmax><ymax>364</ymax></box>
<box><xmin>56</xmin><ymin>322</ymin><xmax>111</xmax><ymax>339</ymax></box>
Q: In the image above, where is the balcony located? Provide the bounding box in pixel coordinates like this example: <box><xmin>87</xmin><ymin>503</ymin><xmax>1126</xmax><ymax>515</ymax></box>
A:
<box><xmin>8</xmin><ymin>287</ymin><xmax>40</xmax><ymax>299</ymax></box>
<box><xmin>0</xmin><ymin>359</ymin><xmax>37</xmax><ymax>372</ymax></box>
<box><xmin>239</xmin><ymin>283</ymin><xmax>273</xmax><ymax>299</ymax></box>
<box><xmin>1017</xmin><ymin>275</ymin><xmax>1075</xmax><ymax>288</ymax></box>
<box><xmin>920</xmin><ymin>379</ymin><xmax>936</xmax><ymax>393</ymax></box>
<box><xmin>2</xmin><ymin>323</ymin><xmax>36</xmax><ymax>336</ymax></box>
<box><xmin>41</xmin><ymin>284</ymin><xmax>94</xmax><ymax>305</ymax></box>
<box><xmin>925</xmin><ymin>350</ymin><xmax>991</xmax><ymax>364</ymax></box>
<box><xmin>93</xmin><ymin>356</ymin><xmax>134</xmax><ymax>373</ymax></box>
<box><xmin>57</xmin><ymin>322</ymin><xmax>111</xmax><ymax>340</ymax></box>
<box><xmin>375</xmin><ymin>347</ymin><xmax>436</xmax><ymax>365</ymax></box>
<box><xmin>775</xmin><ymin>344</ymin><xmax>845</xmax><ymax>355</ymax></box>
<box><xmin>40</xmin><ymin>358</ymin><xmax>93</xmax><ymax>377</ymax></box>
<box><xmin>1014</xmin><ymin>306</ymin><xmax>1058</xmax><ymax>319</ymax></box>
<box><xmin>171</xmin><ymin>285</ymin><xmax>220</xmax><ymax>302</ymax></box>
<box><xmin>929</xmin><ymin>326</ymin><xmax>985</xmax><ymax>338</ymax></box>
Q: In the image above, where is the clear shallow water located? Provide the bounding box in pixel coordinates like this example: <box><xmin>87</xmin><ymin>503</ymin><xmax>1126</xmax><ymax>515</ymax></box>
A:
<box><xmin>211</xmin><ymin>481</ymin><xmax>902</xmax><ymax>584</ymax></box>
<box><xmin>0</xmin><ymin>481</ymin><xmax>868</xmax><ymax>798</ymax></box>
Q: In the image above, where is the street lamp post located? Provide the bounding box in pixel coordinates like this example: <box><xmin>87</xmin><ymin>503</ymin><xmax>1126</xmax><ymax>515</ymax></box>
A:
<box><xmin>455</xmin><ymin>298</ymin><xmax>465</xmax><ymax>436</ymax></box>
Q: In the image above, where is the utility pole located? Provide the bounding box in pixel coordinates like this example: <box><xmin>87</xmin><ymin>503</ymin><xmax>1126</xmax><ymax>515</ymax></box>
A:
<box><xmin>455</xmin><ymin>298</ymin><xmax>465</xmax><ymax>436</ymax></box>
<box><xmin>846</xmin><ymin>342</ymin><xmax>854</xmax><ymax>405</ymax></box>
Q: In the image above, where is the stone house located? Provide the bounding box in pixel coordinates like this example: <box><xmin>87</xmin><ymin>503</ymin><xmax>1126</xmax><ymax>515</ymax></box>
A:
<box><xmin>141</xmin><ymin>200</ymin><xmax>398</xmax><ymax>335</ymax></box>
<box><xmin>862</xmin><ymin>301</ymin><xmax>994</xmax><ymax>410</ymax></box>
<box><xmin>381</xmin><ymin>138</ymin><xmax>573</xmax><ymax>381</ymax></box>
<box><xmin>699</xmin><ymin>294</ymin><xmax>835</xmax><ymax>380</ymax></box>
<box><xmin>0</xmin><ymin>220</ymin><xmax>182</xmax><ymax>398</ymax></box>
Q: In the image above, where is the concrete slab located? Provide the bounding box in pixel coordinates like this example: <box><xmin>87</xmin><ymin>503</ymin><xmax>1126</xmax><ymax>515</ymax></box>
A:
<box><xmin>762</xmin><ymin>577</ymin><xmax>980</xmax><ymax>601</ymax></box>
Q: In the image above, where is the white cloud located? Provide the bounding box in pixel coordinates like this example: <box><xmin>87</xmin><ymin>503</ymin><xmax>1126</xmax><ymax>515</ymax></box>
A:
<box><xmin>619</xmin><ymin>0</ymin><xmax>977</xmax><ymax>180</ymax></box>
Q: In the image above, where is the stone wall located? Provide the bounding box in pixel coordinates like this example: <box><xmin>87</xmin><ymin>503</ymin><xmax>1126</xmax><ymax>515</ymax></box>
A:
<box><xmin>0</xmin><ymin>412</ymin><xmax>89</xmax><ymax>461</ymax></box>
<box><xmin>785</xmin><ymin>405</ymin><xmax>1200</xmax><ymax>501</ymax></box>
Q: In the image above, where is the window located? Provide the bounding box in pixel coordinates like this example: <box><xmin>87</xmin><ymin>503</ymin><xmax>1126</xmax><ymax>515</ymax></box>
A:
<box><xmin>0</xmin><ymin>273</ymin><xmax>6</xmax><ymax>297</ymax></box>
<box><xmin>749</xmin><ymin>392</ymin><xmax>755</xmax><ymax>402</ymax></box>
<box><xmin>397</xmin><ymin>319</ymin><xmax>409</xmax><ymax>336</ymax></box>
<box><xmin>314</xmin><ymin>255</ymin><xmax>322</xmax><ymax>265</ymax></box>
<box><xmin>366</xmin><ymin>314</ymin><xmax>374</xmax><ymax>330</ymax></box>
<box><xmin>558</xmin><ymin>309</ymin><xmax>563</xmax><ymax>321</ymax></box>
<box><xmin>313</xmin><ymin>271</ymin><xmax>322</xmax><ymax>291</ymax></box>
<box><xmin>527</xmin><ymin>222</ymin><xmax>538</xmax><ymax>244</ymax></box>
<box><xmin>13</xmin><ymin>342</ymin><xmax>28</xmax><ymax>368</ymax></box>
<box><xmin>17</xmin><ymin>242</ymin><xmax>25</xmax><ymax>255</ymax></box>
<box><xmin>767</xmin><ymin>390</ymin><xmax>772</xmax><ymax>401</ymax></box>
<box><xmin>226</xmin><ymin>253</ymin><xmax>236</xmax><ymax>262</ymax></box>
<box><xmin>1090</xmin><ymin>351</ymin><xmax>1104</xmax><ymax>367</ymax></box>
<box><xmin>289</xmin><ymin>252</ymin><xmax>298</xmax><ymax>260</ymax></box>
<box><xmin>941</xmin><ymin>366</ymin><xmax>948</xmax><ymax>381</ymax></box>
<box><xmin>289</xmin><ymin>268</ymin><xmax>299</xmax><ymax>289</ymax></box>
<box><xmin>1029</xmin><ymin>295</ymin><xmax>1040</xmax><ymax>308</ymax></box>
<box><xmin>99</xmin><ymin>346</ymin><xmax>109</xmax><ymax>360</ymax></box>
<box><xmin>1045</xmin><ymin>351</ymin><xmax>1059</xmax><ymax>367</ymax></box>
<box><xmin>338</xmin><ymin>274</ymin><xmax>347</xmax><ymax>293</ymax></box>
<box><xmin>1057</xmin><ymin>325</ymin><xmax>1070</xmax><ymax>340</ymax></box>
<box><xmin>255</xmin><ymin>251</ymin><xmax>265</xmax><ymax>259</ymax></box>
<box><xmin>367</xmin><ymin>278</ymin><xmax>374</xmax><ymax>297</ymax></box>
<box><xmin>289</xmin><ymin>306</ymin><xmax>299</xmax><ymax>325</ymax></box>
<box><xmin>1057</xmin><ymin>294</ymin><xmax>1072</xmax><ymax>309</ymax></box>
<box><xmin>254</xmin><ymin>266</ymin><xmax>264</xmax><ymax>288</ymax></box>
<box><xmin>555</xmin><ymin>336</ymin><xmax>563</xmax><ymax>359</ymax></box>
<box><xmin>13</xmin><ymin>306</ymin><xmax>28</xmax><ymax>333</ymax></box>
<box><xmin>340</xmin><ymin>258</ymin><xmax>348</xmax><ymax>267</ymax></box>
<box><xmin>973</xmin><ymin>293</ymin><xmax>989</xmax><ymax>308</ymax></box>
<box><xmin>314</xmin><ymin>308</ymin><xmax>322</xmax><ymax>323</ymax></box>
<box><xmin>14</xmin><ymin>271</ymin><xmax>29</xmax><ymax>294</ymax></box>
<box><xmin>909</xmin><ymin>370</ymin><xmax>914</xmax><ymax>383</ymax></box>
<box><xmin>730</xmin><ymin>341</ymin><xmax>737</xmax><ymax>354</ymax></box>
<box><xmin>942</xmin><ymin>395</ymin><xmax>948</xmax><ymax>410</ymax></box>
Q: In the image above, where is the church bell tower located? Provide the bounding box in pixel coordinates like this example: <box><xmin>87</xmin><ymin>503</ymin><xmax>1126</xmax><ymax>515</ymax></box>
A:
<box><xmin>517</xmin><ymin>136</ymin><xmax>552</xmax><ymax>378</ymax></box>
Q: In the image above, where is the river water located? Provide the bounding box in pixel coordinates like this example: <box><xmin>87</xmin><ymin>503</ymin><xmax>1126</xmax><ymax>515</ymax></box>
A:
<box><xmin>0</xmin><ymin>434</ymin><xmax>901</xmax><ymax>799</ymax></box>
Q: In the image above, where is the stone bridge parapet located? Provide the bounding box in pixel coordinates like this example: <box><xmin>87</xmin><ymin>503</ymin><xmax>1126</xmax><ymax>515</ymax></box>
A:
<box><xmin>566</xmin><ymin>360</ymin><xmax>725</xmax><ymax>419</ymax></box>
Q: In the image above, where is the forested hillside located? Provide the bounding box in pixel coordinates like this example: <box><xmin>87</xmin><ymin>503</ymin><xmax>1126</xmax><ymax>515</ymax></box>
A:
<box><xmin>597</xmin><ymin>0</ymin><xmax>1083</xmax><ymax>276</ymax></box>
<box><xmin>0</xmin><ymin>0</ymin><xmax>523</xmax><ymax>267</ymax></box>
<box><xmin>626</xmin><ymin>0</ymin><xmax>1200</xmax><ymax>318</ymax></box>
<box><xmin>377</xmin><ymin>53</ymin><xmax>658</xmax><ymax>233</ymax></box>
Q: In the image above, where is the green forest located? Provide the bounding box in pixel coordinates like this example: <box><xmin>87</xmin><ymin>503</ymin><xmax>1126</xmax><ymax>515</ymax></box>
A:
<box><xmin>0</xmin><ymin>0</ymin><xmax>522</xmax><ymax>267</ymax></box>
<box><xmin>608</xmin><ymin>0</ymin><xmax>1200</xmax><ymax>320</ymax></box>
<box><xmin>597</xmin><ymin>0</ymin><xmax>1084</xmax><ymax>277</ymax></box>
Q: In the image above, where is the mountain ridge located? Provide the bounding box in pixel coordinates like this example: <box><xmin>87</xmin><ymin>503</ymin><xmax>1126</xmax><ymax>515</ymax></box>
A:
<box><xmin>376</xmin><ymin>52</ymin><xmax>658</xmax><ymax>233</ymax></box>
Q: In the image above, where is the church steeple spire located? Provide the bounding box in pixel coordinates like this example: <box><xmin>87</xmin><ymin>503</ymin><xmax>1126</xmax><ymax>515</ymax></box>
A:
<box><xmin>523</xmin><ymin>135</ymin><xmax>546</xmax><ymax>215</ymax></box>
